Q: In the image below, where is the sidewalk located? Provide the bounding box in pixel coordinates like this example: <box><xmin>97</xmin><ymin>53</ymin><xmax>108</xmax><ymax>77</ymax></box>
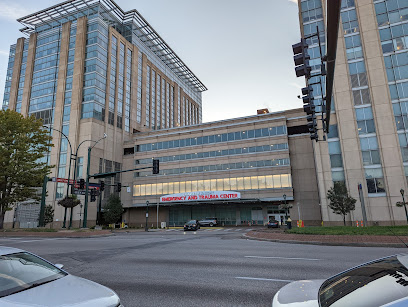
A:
<box><xmin>0</xmin><ymin>229</ymin><xmax>113</xmax><ymax>238</ymax></box>
<box><xmin>244</xmin><ymin>229</ymin><xmax>408</xmax><ymax>248</ymax></box>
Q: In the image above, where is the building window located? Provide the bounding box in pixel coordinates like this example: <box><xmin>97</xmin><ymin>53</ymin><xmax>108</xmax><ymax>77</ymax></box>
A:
<box><xmin>341</xmin><ymin>9</ymin><xmax>359</xmax><ymax>35</ymax></box>
<box><xmin>365</xmin><ymin>168</ymin><xmax>386</xmax><ymax>194</ymax></box>
<box><xmin>353</xmin><ymin>88</ymin><xmax>371</xmax><ymax>106</ymax></box>
<box><xmin>356</xmin><ymin>107</ymin><xmax>376</xmax><ymax>135</ymax></box>
<box><xmin>76</xmin><ymin>157</ymin><xmax>84</xmax><ymax>178</ymax></box>
<box><xmin>328</xmin><ymin>141</ymin><xmax>343</xmax><ymax>168</ymax></box>
<box><xmin>345</xmin><ymin>34</ymin><xmax>363</xmax><ymax>60</ymax></box>
<box><xmin>133</xmin><ymin>174</ymin><xmax>292</xmax><ymax>196</ymax></box>
<box><xmin>360</xmin><ymin>137</ymin><xmax>381</xmax><ymax>166</ymax></box>
<box><xmin>349</xmin><ymin>60</ymin><xmax>367</xmax><ymax>88</ymax></box>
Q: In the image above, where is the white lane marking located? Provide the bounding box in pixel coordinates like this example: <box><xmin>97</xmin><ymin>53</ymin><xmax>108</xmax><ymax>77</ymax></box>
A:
<box><xmin>236</xmin><ymin>277</ymin><xmax>293</xmax><ymax>283</ymax></box>
<box><xmin>224</xmin><ymin>229</ymin><xmax>232</xmax><ymax>231</ymax></box>
<box><xmin>235</xmin><ymin>229</ymin><xmax>242</xmax><ymax>232</ymax></box>
<box><xmin>6</xmin><ymin>238</ymin><xmax>66</xmax><ymax>243</ymax></box>
<box><xmin>245</xmin><ymin>256</ymin><xmax>321</xmax><ymax>261</ymax></box>
<box><xmin>246</xmin><ymin>229</ymin><xmax>253</xmax><ymax>231</ymax></box>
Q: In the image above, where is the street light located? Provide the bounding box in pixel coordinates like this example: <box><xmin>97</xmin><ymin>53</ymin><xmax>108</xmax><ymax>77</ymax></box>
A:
<box><xmin>400</xmin><ymin>189</ymin><xmax>408</xmax><ymax>224</ymax></box>
<box><xmin>83</xmin><ymin>133</ymin><xmax>107</xmax><ymax>228</ymax></box>
<box><xmin>283</xmin><ymin>194</ymin><xmax>288</xmax><ymax>222</ymax></box>
<box><xmin>42</xmin><ymin>126</ymin><xmax>73</xmax><ymax>228</ymax></box>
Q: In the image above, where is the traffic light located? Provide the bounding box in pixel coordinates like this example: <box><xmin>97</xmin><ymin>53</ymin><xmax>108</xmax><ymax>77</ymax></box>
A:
<box><xmin>90</xmin><ymin>189</ymin><xmax>96</xmax><ymax>202</ymax></box>
<box><xmin>307</xmin><ymin>114</ymin><xmax>317</xmax><ymax>133</ymax></box>
<box><xmin>100</xmin><ymin>181</ymin><xmax>105</xmax><ymax>191</ymax></box>
<box><xmin>79</xmin><ymin>179</ymin><xmax>85</xmax><ymax>190</ymax></box>
<box><xmin>302</xmin><ymin>85</ymin><xmax>315</xmax><ymax>115</ymax></box>
<box><xmin>116</xmin><ymin>182</ymin><xmax>122</xmax><ymax>192</ymax></box>
<box><xmin>292</xmin><ymin>39</ymin><xmax>311</xmax><ymax>79</ymax></box>
<box><xmin>153</xmin><ymin>159</ymin><xmax>159</xmax><ymax>174</ymax></box>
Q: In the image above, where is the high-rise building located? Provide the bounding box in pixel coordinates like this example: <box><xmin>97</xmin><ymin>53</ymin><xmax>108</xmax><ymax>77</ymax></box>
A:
<box><xmin>298</xmin><ymin>0</ymin><xmax>408</xmax><ymax>225</ymax></box>
<box><xmin>2</xmin><ymin>0</ymin><xmax>206</xmax><ymax>228</ymax></box>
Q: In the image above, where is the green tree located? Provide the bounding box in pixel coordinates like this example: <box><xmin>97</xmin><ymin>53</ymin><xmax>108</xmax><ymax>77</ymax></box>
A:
<box><xmin>103</xmin><ymin>195</ymin><xmax>123</xmax><ymax>225</ymax></box>
<box><xmin>43</xmin><ymin>205</ymin><xmax>54</xmax><ymax>226</ymax></box>
<box><xmin>0</xmin><ymin>110</ymin><xmax>53</xmax><ymax>229</ymax></box>
<box><xmin>327</xmin><ymin>182</ymin><xmax>356</xmax><ymax>226</ymax></box>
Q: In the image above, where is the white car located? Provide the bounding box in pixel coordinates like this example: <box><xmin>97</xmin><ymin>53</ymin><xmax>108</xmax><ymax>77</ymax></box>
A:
<box><xmin>0</xmin><ymin>246</ymin><xmax>123</xmax><ymax>307</ymax></box>
<box><xmin>273</xmin><ymin>254</ymin><xmax>408</xmax><ymax>307</ymax></box>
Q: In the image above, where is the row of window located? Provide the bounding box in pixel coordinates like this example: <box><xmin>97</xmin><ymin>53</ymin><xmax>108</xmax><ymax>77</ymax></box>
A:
<box><xmin>136</xmin><ymin>125</ymin><xmax>287</xmax><ymax>152</ymax></box>
<box><xmin>376</xmin><ymin>0</ymin><xmax>408</xmax><ymax>27</ymax></box>
<box><xmin>136</xmin><ymin>143</ymin><xmax>289</xmax><ymax>165</ymax></box>
<box><xmin>135</xmin><ymin>158</ymin><xmax>290</xmax><ymax>178</ymax></box>
<box><xmin>133</xmin><ymin>174</ymin><xmax>293</xmax><ymax>197</ymax></box>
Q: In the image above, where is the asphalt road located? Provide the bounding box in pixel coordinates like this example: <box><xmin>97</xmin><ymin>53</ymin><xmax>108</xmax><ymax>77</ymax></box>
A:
<box><xmin>0</xmin><ymin>228</ymin><xmax>405</xmax><ymax>307</ymax></box>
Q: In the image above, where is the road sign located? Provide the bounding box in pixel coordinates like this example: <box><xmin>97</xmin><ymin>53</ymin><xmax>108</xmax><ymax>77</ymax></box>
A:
<box><xmin>73</xmin><ymin>188</ymin><xmax>100</xmax><ymax>196</ymax></box>
<box><xmin>51</xmin><ymin>177</ymin><xmax>75</xmax><ymax>184</ymax></box>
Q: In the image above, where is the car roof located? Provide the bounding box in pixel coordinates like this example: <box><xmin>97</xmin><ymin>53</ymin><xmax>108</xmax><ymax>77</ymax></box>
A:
<box><xmin>0</xmin><ymin>246</ymin><xmax>25</xmax><ymax>255</ymax></box>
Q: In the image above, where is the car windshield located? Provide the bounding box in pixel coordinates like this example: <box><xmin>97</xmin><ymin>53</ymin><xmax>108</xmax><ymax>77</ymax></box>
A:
<box><xmin>0</xmin><ymin>252</ymin><xmax>67</xmax><ymax>298</ymax></box>
<box><xmin>319</xmin><ymin>255</ymin><xmax>408</xmax><ymax>307</ymax></box>
<box><xmin>187</xmin><ymin>221</ymin><xmax>196</xmax><ymax>225</ymax></box>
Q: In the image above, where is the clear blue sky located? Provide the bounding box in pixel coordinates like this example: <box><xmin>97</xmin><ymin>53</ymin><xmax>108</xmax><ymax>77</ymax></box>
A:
<box><xmin>0</xmin><ymin>0</ymin><xmax>304</xmax><ymax>122</ymax></box>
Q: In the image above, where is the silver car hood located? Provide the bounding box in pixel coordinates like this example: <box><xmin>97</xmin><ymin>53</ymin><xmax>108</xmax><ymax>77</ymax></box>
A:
<box><xmin>0</xmin><ymin>275</ymin><xmax>120</xmax><ymax>307</ymax></box>
<box><xmin>272</xmin><ymin>279</ymin><xmax>324</xmax><ymax>307</ymax></box>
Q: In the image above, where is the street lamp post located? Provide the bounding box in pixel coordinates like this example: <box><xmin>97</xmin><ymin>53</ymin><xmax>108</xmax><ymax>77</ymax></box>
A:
<box><xmin>283</xmin><ymin>194</ymin><xmax>288</xmax><ymax>221</ymax></box>
<box><xmin>400</xmin><ymin>189</ymin><xmax>408</xmax><ymax>224</ymax></box>
<box><xmin>43</xmin><ymin>126</ymin><xmax>73</xmax><ymax>229</ymax></box>
<box><xmin>83</xmin><ymin>134</ymin><xmax>107</xmax><ymax>228</ymax></box>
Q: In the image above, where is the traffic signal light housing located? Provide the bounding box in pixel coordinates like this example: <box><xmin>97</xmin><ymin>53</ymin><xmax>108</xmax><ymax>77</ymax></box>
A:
<box><xmin>90</xmin><ymin>189</ymin><xmax>96</xmax><ymax>202</ymax></box>
<box><xmin>153</xmin><ymin>159</ymin><xmax>159</xmax><ymax>174</ymax></box>
<box><xmin>292</xmin><ymin>39</ymin><xmax>311</xmax><ymax>79</ymax></box>
<box><xmin>79</xmin><ymin>179</ymin><xmax>85</xmax><ymax>190</ymax></box>
<box><xmin>100</xmin><ymin>181</ymin><xmax>105</xmax><ymax>191</ymax></box>
<box><xmin>116</xmin><ymin>182</ymin><xmax>122</xmax><ymax>192</ymax></box>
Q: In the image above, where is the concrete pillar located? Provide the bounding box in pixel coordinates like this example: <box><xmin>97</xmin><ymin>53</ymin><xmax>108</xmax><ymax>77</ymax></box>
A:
<box><xmin>21</xmin><ymin>33</ymin><xmax>37</xmax><ymax>117</ymax></box>
<box><xmin>69</xmin><ymin>16</ymin><xmax>87</xmax><ymax>151</ymax></box>
<box><xmin>8</xmin><ymin>38</ymin><xmax>25</xmax><ymax>111</ymax></box>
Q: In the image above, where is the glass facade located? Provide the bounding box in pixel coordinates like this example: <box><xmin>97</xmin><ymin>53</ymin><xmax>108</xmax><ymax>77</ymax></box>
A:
<box><xmin>327</xmin><ymin>125</ymin><xmax>345</xmax><ymax>183</ymax></box>
<box><xmin>82</xmin><ymin>18</ymin><xmax>108</xmax><ymax>121</ymax></box>
<box><xmin>133</xmin><ymin>173</ymin><xmax>293</xmax><ymax>197</ymax></box>
<box><xmin>376</xmin><ymin>0</ymin><xmax>408</xmax><ymax>189</ymax></box>
<box><xmin>341</xmin><ymin>0</ymin><xmax>385</xmax><ymax>194</ymax></box>
<box><xmin>2</xmin><ymin>45</ymin><xmax>16</xmax><ymax>110</ymax></box>
<box><xmin>136</xmin><ymin>143</ymin><xmax>289</xmax><ymax>165</ymax></box>
<box><xmin>136</xmin><ymin>125</ymin><xmax>287</xmax><ymax>152</ymax></box>
<box><xmin>135</xmin><ymin>158</ymin><xmax>290</xmax><ymax>178</ymax></box>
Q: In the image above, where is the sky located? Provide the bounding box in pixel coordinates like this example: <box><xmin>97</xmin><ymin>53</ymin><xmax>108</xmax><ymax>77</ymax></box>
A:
<box><xmin>0</xmin><ymin>0</ymin><xmax>305</xmax><ymax>123</ymax></box>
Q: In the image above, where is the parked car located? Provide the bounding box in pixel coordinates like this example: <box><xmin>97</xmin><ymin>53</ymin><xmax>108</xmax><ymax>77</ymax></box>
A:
<box><xmin>272</xmin><ymin>253</ymin><xmax>408</xmax><ymax>307</ymax></box>
<box><xmin>267</xmin><ymin>220</ymin><xmax>279</xmax><ymax>228</ymax></box>
<box><xmin>184</xmin><ymin>220</ymin><xmax>200</xmax><ymax>231</ymax></box>
<box><xmin>198</xmin><ymin>217</ymin><xmax>218</xmax><ymax>227</ymax></box>
<box><xmin>0</xmin><ymin>247</ymin><xmax>123</xmax><ymax>307</ymax></box>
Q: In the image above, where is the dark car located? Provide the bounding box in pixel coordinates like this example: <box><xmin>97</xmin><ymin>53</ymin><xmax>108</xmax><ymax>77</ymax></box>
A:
<box><xmin>198</xmin><ymin>217</ymin><xmax>218</xmax><ymax>227</ymax></box>
<box><xmin>267</xmin><ymin>220</ymin><xmax>279</xmax><ymax>228</ymax></box>
<box><xmin>184</xmin><ymin>220</ymin><xmax>200</xmax><ymax>231</ymax></box>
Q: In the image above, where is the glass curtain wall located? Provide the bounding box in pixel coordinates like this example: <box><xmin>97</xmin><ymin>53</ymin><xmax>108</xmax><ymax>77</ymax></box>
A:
<box><xmin>341</xmin><ymin>0</ymin><xmax>385</xmax><ymax>194</ymax></box>
<box><xmin>81</xmin><ymin>17</ymin><xmax>108</xmax><ymax>121</ymax></box>
<box><xmin>375</xmin><ymin>0</ymin><xmax>408</xmax><ymax>181</ymax></box>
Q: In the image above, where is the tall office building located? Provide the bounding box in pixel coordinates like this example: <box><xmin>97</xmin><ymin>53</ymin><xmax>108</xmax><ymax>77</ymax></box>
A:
<box><xmin>2</xmin><ymin>0</ymin><xmax>206</xmax><ymax>228</ymax></box>
<box><xmin>298</xmin><ymin>0</ymin><xmax>408</xmax><ymax>225</ymax></box>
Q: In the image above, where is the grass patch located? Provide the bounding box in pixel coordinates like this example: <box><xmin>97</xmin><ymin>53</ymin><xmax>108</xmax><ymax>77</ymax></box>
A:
<box><xmin>286</xmin><ymin>226</ymin><xmax>408</xmax><ymax>236</ymax></box>
<box><xmin>3</xmin><ymin>228</ymin><xmax>57</xmax><ymax>232</ymax></box>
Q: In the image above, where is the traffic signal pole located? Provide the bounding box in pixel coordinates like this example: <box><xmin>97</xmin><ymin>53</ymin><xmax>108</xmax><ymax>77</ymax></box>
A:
<box><xmin>83</xmin><ymin>147</ymin><xmax>91</xmax><ymax>228</ymax></box>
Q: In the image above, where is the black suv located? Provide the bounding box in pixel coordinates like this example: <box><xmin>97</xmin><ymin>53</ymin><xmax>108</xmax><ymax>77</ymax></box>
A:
<box><xmin>198</xmin><ymin>217</ymin><xmax>218</xmax><ymax>227</ymax></box>
<box><xmin>184</xmin><ymin>220</ymin><xmax>200</xmax><ymax>231</ymax></box>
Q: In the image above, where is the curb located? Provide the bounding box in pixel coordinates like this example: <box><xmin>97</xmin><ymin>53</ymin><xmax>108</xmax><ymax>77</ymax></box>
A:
<box><xmin>242</xmin><ymin>233</ymin><xmax>407</xmax><ymax>248</ymax></box>
<box><xmin>0</xmin><ymin>232</ymin><xmax>114</xmax><ymax>239</ymax></box>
